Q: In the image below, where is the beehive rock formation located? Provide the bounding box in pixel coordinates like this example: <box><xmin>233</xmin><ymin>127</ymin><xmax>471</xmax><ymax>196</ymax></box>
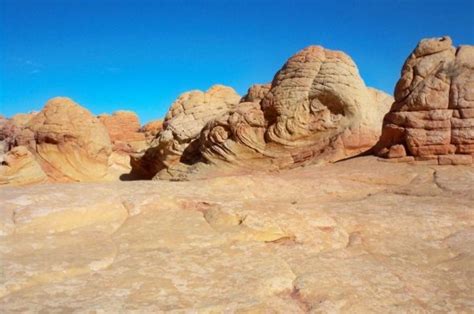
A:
<box><xmin>376</xmin><ymin>36</ymin><xmax>474</xmax><ymax>164</ymax></box>
<box><xmin>133</xmin><ymin>85</ymin><xmax>241</xmax><ymax>178</ymax></box>
<box><xmin>16</xmin><ymin>97</ymin><xmax>113</xmax><ymax>181</ymax></box>
<box><xmin>194</xmin><ymin>46</ymin><xmax>393</xmax><ymax>178</ymax></box>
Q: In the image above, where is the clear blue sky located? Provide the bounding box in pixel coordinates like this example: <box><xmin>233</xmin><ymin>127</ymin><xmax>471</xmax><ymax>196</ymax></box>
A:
<box><xmin>1</xmin><ymin>0</ymin><xmax>473</xmax><ymax>124</ymax></box>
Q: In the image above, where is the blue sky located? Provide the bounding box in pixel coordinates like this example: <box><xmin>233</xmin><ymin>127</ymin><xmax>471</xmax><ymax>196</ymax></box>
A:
<box><xmin>1</xmin><ymin>0</ymin><xmax>473</xmax><ymax>123</ymax></box>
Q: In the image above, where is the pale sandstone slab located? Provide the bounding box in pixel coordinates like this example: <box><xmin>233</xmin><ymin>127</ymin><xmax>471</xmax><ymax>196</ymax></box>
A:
<box><xmin>0</xmin><ymin>157</ymin><xmax>472</xmax><ymax>312</ymax></box>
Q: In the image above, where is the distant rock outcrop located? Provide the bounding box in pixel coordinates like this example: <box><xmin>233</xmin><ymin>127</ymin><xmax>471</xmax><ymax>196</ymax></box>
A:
<box><xmin>132</xmin><ymin>85</ymin><xmax>241</xmax><ymax>178</ymax></box>
<box><xmin>0</xmin><ymin>113</ymin><xmax>35</xmax><ymax>153</ymax></box>
<box><xmin>140</xmin><ymin>119</ymin><xmax>164</xmax><ymax>143</ymax></box>
<box><xmin>17</xmin><ymin>97</ymin><xmax>113</xmax><ymax>181</ymax></box>
<box><xmin>241</xmin><ymin>84</ymin><xmax>271</xmax><ymax>103</ymax></box>
<box><xmin>98</xmin><ymin>111</ymin><xmax>146</xmax><ymax>152</ymax></box>
<box><xmin>375</xmin><ymin>36</ymin><xmax>474</xmax><ymax>165</ymax></box>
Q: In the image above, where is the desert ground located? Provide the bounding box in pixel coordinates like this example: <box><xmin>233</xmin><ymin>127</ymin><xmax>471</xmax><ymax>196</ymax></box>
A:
<box><xmin>1</xmin><ymin>157</ymin><xmax>473</xmax><ymax>312</ymax></box>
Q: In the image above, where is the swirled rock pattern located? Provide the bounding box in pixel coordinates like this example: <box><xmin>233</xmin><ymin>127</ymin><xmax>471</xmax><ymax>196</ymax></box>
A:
<box><xmin>195</xmin><ymin>46</ymin><xmax>393</xmax><ymax>178</ymax></box>
<box><xmin>0</xmin><ymin>146</ymin><xmax>47</xmax><ymax>185</ymax></box>
<box><xmin>376</xmin><ymin>36</ymin><xmax>474</xmax><ymax>164</ymax></box>
<box><xmin>133</xmin><ymin>85</ymin><xmax>241</xmax><ymax>178</ymax></box>
<box><xmin>17</xmin><ymin>97</ymin><xmax>113</xmax><ymax>181</ymax></box>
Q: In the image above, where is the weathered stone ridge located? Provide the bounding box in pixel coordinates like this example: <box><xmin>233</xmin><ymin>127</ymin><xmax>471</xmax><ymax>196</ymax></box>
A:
<box><xmin>196</xmin><ymin>46</ymin><xmax>393</xmax><ymax>179</ymax></box>
<box><xmin>376</xmin><ymin>36</ymin><xmax>474</xmax><ymax>164</ymax></box>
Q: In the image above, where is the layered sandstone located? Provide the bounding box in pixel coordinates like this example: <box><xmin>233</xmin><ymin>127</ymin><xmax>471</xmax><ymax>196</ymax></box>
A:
<box><xmin>241</xmin><ymin>83</ymin><xmax>271</xmax><ymax>103</ymax></box>
<box><xmin>140</xmin><ymin>119</ymin><xmax>163</xmax><ymax>143</ymax></box>
<box><xmin>1</xmin><ymin>156</ymin><xmax>472</xmax><ymax>311</ymax></box>
<box><xmin>376</xmin><ymin>36</ymin><xmax>474</xmax><ymax>164</ymax></box>
<box><xmin>0</xmin><ymin>146</ymin><xmax>47</xmax><ymax>185</ymax></box>
<box><xmin>186</xmin><ymin>46</ymin><xmax>392</xmax><ymax>179</ymax></box>
<box><xmin>133</xmin><ymin>46</ymin><xmax>392</xmax><ymax>180</ymax></box>
<box><xmin>17</xmin><ymin>97</ymin><xmax>113</xmax><ymax>181</ymax></box>
<box><xmin>133</xmin><ymin>85</ymin><xmax>241</xmax><ymax>178</ymax></box>
<box><xmin>98</xmin><ymin>111</ymin><xmax>146</xmax><ymax>153</ymax></box>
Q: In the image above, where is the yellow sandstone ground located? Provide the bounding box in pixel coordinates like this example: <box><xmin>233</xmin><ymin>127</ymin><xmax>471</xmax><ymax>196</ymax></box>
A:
<box><xmin>0</xmin><ymin>156</ymin><xmax>473</xmax><ymax>312</ymax></box>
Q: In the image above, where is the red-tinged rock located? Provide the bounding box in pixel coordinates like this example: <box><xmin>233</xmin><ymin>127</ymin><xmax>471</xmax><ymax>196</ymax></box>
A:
<box><xmin>438</xmin><ymin>154</ymin><xmax>473</xmax><ymax>165</ymax></box>
<box><xmin>376</xmin><ymin>36</ymin><xmax>474</xmax><ymax>162</ymax></box>
<box><xmin>387</xmin><ymin>144</ymin><xmax>406</xmax><ymax>158</ymax></box>
<box><xmin>98</xmin><ymin>111</ymin><xmax>145</xmax><ymax>144</ymax></box>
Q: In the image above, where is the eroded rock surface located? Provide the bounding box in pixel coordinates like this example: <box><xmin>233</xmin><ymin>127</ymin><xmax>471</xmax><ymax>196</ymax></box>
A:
<box><xmin>0</xmin><ymin>146</ymin><xmax>47</xmax><ymax>185</ymax></box>
<box><xmin>241</xmin><ymin>83</ymin><xmax>271</xmax><ymax>103</ymax></box>
<box><xmin>376</xmin><ymin>36</ymin><xmax>474</xmax><ymax>164</ymax></box>
<box><xmin>17</xmin><ymin>97</ymin><xmax>113</xmax><ymax>181</ymax></box>
<box><xmin>98</xmin><ymin>111</ymin><xmax>148</xmax><ymax>179</ymax></box>
<box><xmin>0</xmin><ymin>113</ymin><xmax>36</xmax><ymax>154</ymax></box>
<box><xmin>1</xmin><ymin>157</ymin><xmax>472</xmax><ymax>312</ymax></box>
<box><xmin>140</xmin><ymin>119</ymin><xmax>163</xmax><ymax>143</ymax></box>
<box><xmin>98</xmin><ymin>111</ymin><xmax>146</xmax><ymax>152</ymax></box>
<box><xmin>133</xmin><ymin>85</ymin><xmax>241</xmax><ymax>178</ymax></box>
<box><xmin>147</xmin><ymin>46</ymin><xmax>392</xmax><ymax>180</ymax></box>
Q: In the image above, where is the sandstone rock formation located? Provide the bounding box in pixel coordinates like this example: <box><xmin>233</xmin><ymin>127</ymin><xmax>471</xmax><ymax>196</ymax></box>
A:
<box><xmin>16</xmin><ymin>97</ymin><xmax>113</xmax><ymax>181</ymax></box>
<box><xmin>1</xmin><ymin>156</ymin><xmax>473</xmax><ymax>311</ymax></box>
<box><xmin>0</xmin><ymin>116</ymin><xmax>9</xmax><ymax>155</ymax></box>
<box><xmin>140</xmin><ymin>119</ymin><xmax>163</xmax><ymax>143</ymax></box>
<box><xmin>376</xmin><ymin>36</ymin><xmax>474</xmax><ymax>164</ymax></box>
<box><xmin>10</xmin><ymin>113</ymin><xmax>36</xmax><ymax>127</ymax></box>
<box><xmin>172</xmin><ymin>46</ymin><xmax>391</xmax><ymax>179</ymax></box>
<box><xmin>97</xmin><ymin>111</ymin><xmax>148</xmax><ymax>179</ymax></box>
<box><xmin>0</xmin><ymin>113</ymin><xmax>36</xmax><ymax>153</ymax></box>
<box><xmin>98</xmin><ymin>111</ymin><xmax>146</xmax><ymax>153</ymax></box>
<box><xmin>0</xmin><ymin>146</ymin><xmax>47</xmax><ymax>185</ymax></box>
<box><xmin>133</xmin><ymin>46</ymin><xmax>392</xmax><ymax>180</ymax></box>
<box><xmin>133</xmin><ymin>85</ymin><xmax>241</xmax><ymax>178</ymax></box>
<box><xmin>241</xmin><ymin>83</ymin><xmax>271</xmax><ymax>103</ymax></box>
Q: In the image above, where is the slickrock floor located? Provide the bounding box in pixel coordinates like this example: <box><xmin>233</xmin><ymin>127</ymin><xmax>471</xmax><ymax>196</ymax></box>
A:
<box><xmin>1</xmin><ymin>157</ymin><xmax>473</xmax><ymax>312</ymax></box>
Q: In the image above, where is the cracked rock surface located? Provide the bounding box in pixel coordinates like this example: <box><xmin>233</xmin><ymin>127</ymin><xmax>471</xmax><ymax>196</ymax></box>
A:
<box><xmin>0</xmin><ymin>156</ymin><xmax>473</xmax><ymax>312</ymax></box>
<box><xmin>376</xmin><ymin>36</ymin><xmax>474</xmax><ymax>164</ymax></box>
